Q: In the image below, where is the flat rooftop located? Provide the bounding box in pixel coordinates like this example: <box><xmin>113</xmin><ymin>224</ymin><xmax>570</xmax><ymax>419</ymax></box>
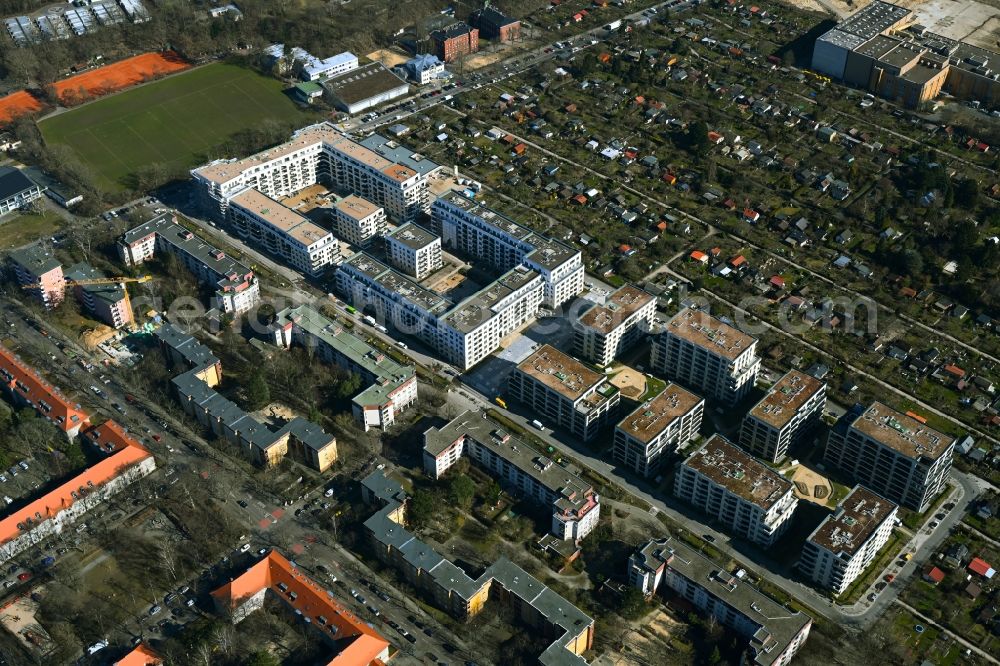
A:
<box><xmin>8</xmin><ymin>243</ymin><xmax>60</xmax><ymax>275</ymax></box>
<box><xmin>579</xmin><ymin>284</ymin><xmax>653</xmax><ymax>334</ymax></box>
<box><xmin>229</xmin><ymin>187</ymin><xmax>332</xmax><ymax>248</ymax></box>
<box><xmin>334</xmin><ymin>194</ymin><xmax>382</xmax><ymax>221</ymax></box>
<box><xmin>856</xmin><ymin>33</ymin><xmax>902</xmax><ymax>59</ymax></box>
<box><xmin>849</xmin><ymin>402</ymin><xmax>953</xmax><ymax>461</ymax></box>
<box><xmin>836</xmin><ymin>0</ymin><xmax>911</xmax><ymax>40</ymax></box>
<box><xmin>747</xmin><ymin>370</ymin><xmax>824</xmax><ymax>430</ymax></box>
<box><xmin>343</xmin><ymin>252</ymin><xmax>451</xmax><ymax>314</ymax></box>
<box><xmin>359</xmin><ymin>134</ymin><xmax>441</xmax><ymax>177</ymax></box>
<box><xmin>323</xmin><ymin>62</ymin><xmax>408</xmax><ymax>106</ymax></box>
<box><xmin>683</xmin><ymin>435</ymin><xmax>793</xmax><ymax>510</ymax></box>
<box><xmin>437</xmin><ymin>190</ymin><xmax>534</xmax><ymax>241</ymax></box>
<box><xmin>807</xmin><ymin>485</ymin><xmax>898</xmax><ymax>556</ymax></box>
<box><xmin>386</xmin><ymin>222</ymin><xmax>439</xmax><ymax>251</ymax></box>
<box><xmin>516</xmin><ymin>344</ymin><xmax>606</xmax><ymax>403</ymax></box>
<box><xmin>665</xmin><ymin>307</ymin><xmax>756</xmax><ymax>361</ymax></box>
<box><xmin>617</xmin><ymin>384</ymin><xmax>703</xmax><ymax>444</ymax></box>
<box><xmin>523</xmin><ymin>234</ymin><xmax>580</xmax><ymax>272</ymax></box>
<box><xmin>64</xmin><ymin>263</ymin><xmax>125</xmax><ymax>305</ymax></box>
<box><xmin>441</xmin><ymin>266</ymin><xmax>539</xmax><ymax>333</ymax></box>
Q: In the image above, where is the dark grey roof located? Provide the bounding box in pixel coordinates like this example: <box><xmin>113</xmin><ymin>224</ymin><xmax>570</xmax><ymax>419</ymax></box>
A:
<box><xmin>0</xmin><ymin>166</ymin><xmax>39</xmax><ymax>201</ymax></box>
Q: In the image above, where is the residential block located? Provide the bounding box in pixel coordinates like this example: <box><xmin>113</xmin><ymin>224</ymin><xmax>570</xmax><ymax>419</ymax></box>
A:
<box><xmin>740</xmin><ymin>370</ymin><xmax>826</xmax><ymax>463</ymax></box>
<box><xmin>385</xmin><ymin>222</ymin><xmax>442</xmax><ymax>279</ymax></box>
<box><xmin>614</xmin><ymin>383</ymin><xmax>704</xmax><ymax>477</ymax></box>
<box><xmin>332</xmin><ymin>195</ymin><xmax>386</xmax><ymax>247</ymax></box>
<box><xmin>574</xmin><ymin>284</ymin><xmax>655</xmax><ymax>366</ymax></box>
<box><xmin>8</xmin><ymin>244</ymin><xmax>64</xmax><ymax>308</ymax></box>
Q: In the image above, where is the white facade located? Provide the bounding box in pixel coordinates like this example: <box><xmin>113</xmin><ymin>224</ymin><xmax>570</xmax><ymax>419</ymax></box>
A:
<box><xmin>575</xmin><ymin>284</ymin><xmax>655</xmax><ymax>366</ymax></box>
<box><xmin>675</xmin><ymin>436</ymin><xmax>797</xmax><ymax>547</ymax></box>
<box><xmin>432</xmin><ymin>191</ymin><xmax>584</xmax><ymax>308</ymax></box>
<box><xmin>333</xmin><ymin>195</ymin><xmax>386</xmax><ymax>246</ymax></box>
<box><xmin>385</xmin><ymin>223</ymin><xmax>442</xmax><ymax>279</ymax></box>
<box><xmin>650</xmin><ymin>307</ymin><xmax>760</xmax><ymax>404</ymax></box>
<box><xmin>613</xmin><ymin>384</ymin><xmax>704</xmax><ymax>477</ymax></box>
<box><xmin>740</xmin><ymin>370</ymin><xmax>826</xmax><ymax>463</ymax></box>
<box><xmin>192</xmin><ymin>123</ymin><xmax>430</xmax><ymax>224</ymax></box>
<box><xmin>227</xmin><ymin>188</ymin><xmax>339</xmax><ymax>276</ymax></box>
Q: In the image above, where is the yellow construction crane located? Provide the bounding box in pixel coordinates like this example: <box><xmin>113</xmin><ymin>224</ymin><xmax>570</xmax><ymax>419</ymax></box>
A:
<box><xmin>24</xmin><ymin>275</ymin><xmax>153</xmax><ymax>329</ymax></box>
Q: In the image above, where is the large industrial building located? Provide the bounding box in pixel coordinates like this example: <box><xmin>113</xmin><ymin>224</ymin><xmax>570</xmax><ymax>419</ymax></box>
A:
<box><xmin>812</xmin><ymin>0</ymin><xmax>1000</xmax><ymax>108</ymax></box>
<box><xmin>628</xmin><ymin>536</ymin><xmax>812</xmax><ymax>666</ymax></box>
<box><xmin>322</xmin><ymin>62</ymin><xmax>410</xmax><ymax>115</ymax></box>
<box><xmin>613</xmin><ymin>383</ymin><xmax>704</xmax><ymax>477</ymax></box>
<box><xmin>675</xmin><ymin>435</ymin><xmax>798</xmax><ymax>547</ymax></box>
<box><xmin>799</xmin><ymin>485</ymin><xmax>898</xmax><ymax>595</ymax></box>
<box><xmin>361</xmin><ymin>469</ymin><xmax>594</xmax><ymax>665</ymax></box>
<box><xmin>824</xmin><ymin>402</ymin><xmax>955</xmax><ymax>512</ymax></box>
<box><xmin>336</xmin><ymin>252</ymin><xmax>543</xmax><ymax>370</ymax></box>
<box><xmin>192</xmin><ymin>123</ymin><xmax>436</xmax><ymax>224</ymax></box>
<box><xmin>739</xmin><ymin>370</ymin><xmax>826</xmax><ymax>463</ymax></box>
<box><xmin>118</xmin><ymin>214</ymin><xmax>260</xmax><ymax>315</ymax></box>
<box><xmin>432</xmin><ymin>190</ymin><xmax>584</xmax><ymax>309</ymax></box>
<box><xmin>271</xmin><ymin>305</ymin><xmax>417</xmax><ymax>432</ymax></box>
<box><xmin>508</xmin><ymin>345</ymin><xmax>621</xmax><ymax>442</ymax></box>
<box><xmin>650</xmin><ymin>307</ymin><xmax>760</xmax><ymax>405</ymax></box>
<box><xmin>574</xmin><ymin>284</ymin><xmax>655</xmax><ymax>367</ymax></box>
<box><xmin>423</xmin><ymin>410</ymin><xmax>601</xmax><ymax>547</ymax></box>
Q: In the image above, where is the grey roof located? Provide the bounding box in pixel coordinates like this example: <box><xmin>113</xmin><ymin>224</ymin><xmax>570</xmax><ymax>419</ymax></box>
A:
<box><xmin>322</xmin><ymin>62</ymin><xmax>408</xmax><ymax>106</ymax></box>
<box><xmin>359</xmin><ymin>134</ymin><xmax>441</xmax><ymax>176</ymax></box>
<box><xmin>64</xmin><ymin>262</ymin><xmax>126</xmax><ymax>306</ymax></box>
<box><xmin>8</xmin><ymin>243</ymin><xmax>60</xmax><ymax>275</ymax></box>
<box><xmin>385</xmin><ymin>222</ymin><xmax>439</xmax><ymax>251</ymax></box>
<box><xmin>441</xmin><ymin>266</ymin><xmax>540</xmax><ymax>333</ymax></box>
<box><xmin>0</xmin><ymin>166</ymin><xmax>40</xmax><ymax>201</ymax></box>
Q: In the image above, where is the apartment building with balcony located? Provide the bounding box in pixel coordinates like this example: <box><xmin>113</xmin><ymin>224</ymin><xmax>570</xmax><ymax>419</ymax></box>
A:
<box><xmin>799</xmin><ymin>485</ymin><xmax>898</xmax><ymax>595</ymax></box>
<box><xmin>675</xmin><ymin>435</ymin><xmax>798</xmax><ymax>547</ymax></box>
<box><xmin>336</xmin><ymin>252</ymin><xmax>542</xmax><ymax>370</ymax></box>
<box><xmin>8</xmin><ymin>244</ymin><xmax>63</xmax><ymax>308</ymax></box>
<box><xmin>227</xmin><ymin>187</ymin><xmax>338</xmax><ymax>276</ymax></box>
<box><xmin>628</xmin><ymin>536</ymin><xmax>812</xmax><ymax>666</ymax></box>
<box><xmin>650</xmin><ymin>307</ymin><xmax>760</xmax><ymax>404</ymax></box>
<box><xmin>361</xmin><ymin>469</ymin><xmax>594</xmax><ymax>664</ymax></box>
<box><xmin>331</xmin><ymin>194</ymin><xmax>386</xmax><ymax>247</ymax></box>
<box><xmin>118</xmin><ymin>214</ymin><xmax>260</xmax><ymax>315</ymax></box>
<box><xmin>192</xmin><ymin>123</ymin><xmax>434</xmax><ymax>224</ymax></box>
<box><xmin>824</xmin><ymin>402</ymin><xmax>955</xmax><ymax>512</ymax></box>
<box><xmin>508</xmin><ymin>345</ymin><xmax>620</xmax><ymax>442</ymax></box>
<box><xmin>740</xmin><ymin>370</ymin><xmax>826</xmax><ymax>463</ymax></box>
<box><xmin>423</xmin><ymin>410</ymin><xmax>601</xmax><ymax>547</ymax></box>
<box><xmin>431</xmin><ymin>190</ymin><xmax>584</xmax><ymax>308</ymax></box>
<box><xmin>0</xmin><ymin>345</ymin><xmax>89</xmax><ymax>437</ymax></box>
<box><xmin>574</xmin><ymin>284</ymin><xmax>655</xmax><ymax>366</ymax></box>
<box><xmin>271</xmin><ymin>305</ymin><xmax>417</xmax><ymax>431</ymax></box>
<box><xmin>385</xmin><ymin>222</ymin><xmax>442</xmax><ymax>279</ymax></box>
<box><xmin>65</xmin><ymin>263</ymin><xmax>132</xmax><ymax>329</ymax></box>
<box><xmin>614</xmin><ymin>384</ymin><xmax>704</xmax><ymax>477</ymax></box>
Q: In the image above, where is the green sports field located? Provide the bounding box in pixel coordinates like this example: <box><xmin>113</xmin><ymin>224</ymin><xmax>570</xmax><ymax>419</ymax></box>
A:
<box><xmin>39</xmin><ymin>63</ymin><xmax>317</xmax><ymax>192</ymax></box>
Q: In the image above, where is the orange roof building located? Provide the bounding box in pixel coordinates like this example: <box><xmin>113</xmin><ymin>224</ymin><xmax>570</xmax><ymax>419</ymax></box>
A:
<box><xmin>114</xmin><ymin>644</ymin><xmax>161</xmax><ymax>666</ymax></box>
<box><xmin>0</xmin><ymin>419</ymin><xmax>154</xmax><ymax>563</ymax></box>
<box><xmin>0</xmin><ymin>345</ymin><xmax>90</xmax><ymax>437</ymax></box>
<box><xmin>212</xmin><ymin>550</ymin><xmax>390</xmax><ymax>665</ymax></box>
<box><xmin>690</xmin><ymin>250</ymin><xmax>708</xmax><ymax>263</ymax></box>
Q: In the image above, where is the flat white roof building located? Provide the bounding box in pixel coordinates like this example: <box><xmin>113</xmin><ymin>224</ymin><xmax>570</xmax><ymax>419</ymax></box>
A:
<box><xmin>651</xmin><ymin>307</ymin><xmax>760</xmax><ymax>405</ymax></box>
<box><xmin>675</xmin><ymin>435</ymin><xmax>797</xmax><ymax>547</ymax></box>
<box><xmin>192</xmin><ymin>123</ymin><xmax>434</xmax><ymax>224</ymax></box>
<box><xmin>227</xmin><ymin>188</ymin><xmax>339</xmax><ymax>276</ymax></box>
<box><xmin>799</xmin><ymin>485</ymin><xmax>898</xmax><ymax>595</ymax></box>
<box><xmin>332</xmin><ymin>195</ymin><xmax>386</xmax><ymax>247</ymax></box>
<box><xmin>740</xmin><ymin>370</ymin><xmax>826</xmax><ymax>463</ymax></box>
<box><xmin>508</xmin><ymin>345</ymin><xmax>621</xmax><ymax>442</ymax></box>
<box><xmin>825</xmin><ymin>402</ymin><xmax>954</xmax><ymax>512</ymax></box>
<box><xmin>575</xmin><ymin>284</ymin><xmax>655</xmax><ymax>367</ymax></box>
<box><xmin>614</xmin><ymin>383</ymin><xmax>704</xmax><ymax>477</ymax></box>
<box><xmin>385</xmin><ymin>222</ymin><xmax>442</xmax><ymax>280</ymax></box>
<box><xmin>431</xmin><ymin>190</ymin><xmax>584</xmax><ymax>309</ymax></box>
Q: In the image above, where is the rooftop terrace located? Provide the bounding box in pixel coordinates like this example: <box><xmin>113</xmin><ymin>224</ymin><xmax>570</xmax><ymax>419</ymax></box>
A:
<box><xmin>617</xmin><ymin>384</ymin><xmax>703</xmax><ymax>444</ymax></box>
<box><xmin>665</xmin><ymin>307</ymin><xmax>756</xmax><ymax>361</ymax></box>
<box><xmin>850</xmin><ymin>401</ymin><xmax>953</xmax><ymax>460</ymax></box>
<box><xmin>747</xmin><ymin>370</ymin><xmax>824</xmax><ymax>430</ymax></box>
<box><xmin>806</xmin><ymin>485</ymin><xmax>897</xmax><ymax>556</ymax></box>
<box><xmin>579</xmin><ymin>284</ymin><xmax>653</xmax><ymax>334</ymax></box>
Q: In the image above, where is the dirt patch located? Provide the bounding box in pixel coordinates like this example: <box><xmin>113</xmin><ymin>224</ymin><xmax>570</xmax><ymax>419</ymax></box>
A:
<box><xmin>788</xmin><ymin>464</ymin><xmax>834</xmax><ymax>506</ymax></box>
<box><xmin>0</xmin><ymin>90</ymin><xmax>43</xmax><ymax>125</ymax></box>
<box><xmin>53</xmin><ymin>51</ymin><xmax>190</xmax><ymax>106</ymax></box>
<box><xmin>0</xmin><ymin>589</ymin><xmax>54</xmax><ymax>656</ymax></box>
<box><xmin>281</xmin><ymin>183</ymin><xmax>335</xmax><ymax>214</ymax></box>
<box><xmin>610</xmin><ymin>367</ymin><xmax>646</xmax><ymax>400</ymax></box>
<box><xmin>253</xmin><ymin>402</ymin><xmax>298</xmax><ymax>424</ymax></box>
<box><xmin>428</xmin><ymin>271</ymin><xmax>466</xmax><ymax>293</ymax></box>
<box><xmin>366</xmin><ymin>48</ymin><xmax>411</xmax><ymax>68</ymax></box>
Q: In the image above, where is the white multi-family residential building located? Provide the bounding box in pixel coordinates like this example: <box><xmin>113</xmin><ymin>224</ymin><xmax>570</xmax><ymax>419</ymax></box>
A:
<box><xmin>824</xmin><ymin>402</ymin><xmax>955</xmax><ymax>512</ymax></box>
<box><xmin>191</xmin><ymin>123</ymin><xmax>435</xmax><ymax>224</ymax></box>
<box><xmin>614</xmin><ymin>384</ymin><xmax>704</xmax><ymax>477</ymax></box>
<box><xmin>740</xmin><ymin>370</ymin><xmax>826</xmax><ymax>463</ymax></box>
<box><xmin>650</xmin><ymin>307</ymin><xmax>760</xmax><ymax>404</ymax></box>
<box><xmin>508</xmin><ymin>345</ymin><xmax>620</xmax><ymax>442</ymax></box>
<box><xmin>227</xmin><ymin>187</ymin><xmax>339</xmax><ymax>276</ymax></box>
<box><xmin>574</xmin><ymin>284</ymin><xmax>655</xmax><ymax>366</ymax></box>
<box><xmin>675</xmin><ymin>435</ymin><xmax>798</xmax><ymax>547</ymax></box>
<box><xmin>431</xmin><ymin>190</ymin><xmax>584</xmax><ymax>308</ymax></box>
<box><xmin>336</xmin><ymin>252</ymin><xmax>542</xmax><ymax>370</ymax></box>
<box><xmin>332</xmin><ymin>195</ymin><xmax>386</xmax><ymax>247</ymax></box>
<box><xmin>271</xmin><ymin>305</ymin><xmax>417</xmax><ymax>431</ymax></box>
<box><xmin>423</xmin><ymin>410</ymin><xmax>601</xmax><ymax>544</ymax></box>
<box><xmin>118</xmin><ymin>214</ymin><xmax>260</xmax><ymax>315</ymax></box>
<box><xmin>629</xmin><ymin>536</ymin><xmax>812</xmax><ymax>666</ymax></box>
<box><xmin>385</xmin><ymin>222</ymin><xmax>442</xmax><ymax>279</ymax></box>
<box><xmin>799</xmin><ymin>485</ymin><xmax>898</xmax><ymax>595</ymax></box>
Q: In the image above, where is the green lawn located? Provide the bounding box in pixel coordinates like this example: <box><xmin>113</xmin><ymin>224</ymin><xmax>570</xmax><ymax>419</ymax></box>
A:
<box><xmin>39</xmin><ymin>63</ymin><xmax>317</xmax><ymax>192</ymax></box>
<box><xmin>0</xmin><ymin>211</ymin><xmax>64</xmax><ymax>250</ymax></box>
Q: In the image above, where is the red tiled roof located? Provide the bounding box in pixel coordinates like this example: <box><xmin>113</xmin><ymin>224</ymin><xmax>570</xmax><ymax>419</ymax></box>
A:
<box><xmin>690</xmin><ymin>250</ymin><xmax>708</xmax><ymax>262</ymax></box>
<box><xmin>0</xmin><ymin>345</ymin><xmax>90</xmax><ymax>433</ymax></box>
<box><xmin>212</xmin><ymin>551</ymin><xmax>389</xmax><ymax>666</ymax></box>
<box><xmin>729</xmin><ymin>255</ymin><xmax>746</xmax><ymax>267</ymax></box>
<box><xmin>769</xmin><ymin>275</ymin><xmax>786</xmax><ymax>287</ymax></box>
<box><xmin>924</xmin><ymin>566</ymin><xmax>945</xmax><ymax>584</ymax></box>
<box><xmin>114</xmin><ymin>644</ymin><xmax>161</xmax><ymax>666</ymax></box>
<box><xmin>943</xmin><ymin>364</ymin><xmax>966</xmax><ymax>378</ymax></box>
<box><xmin>969</xmin><ymin>557</ymin><xmax>993</xmax><ymax>577</ymax></box>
